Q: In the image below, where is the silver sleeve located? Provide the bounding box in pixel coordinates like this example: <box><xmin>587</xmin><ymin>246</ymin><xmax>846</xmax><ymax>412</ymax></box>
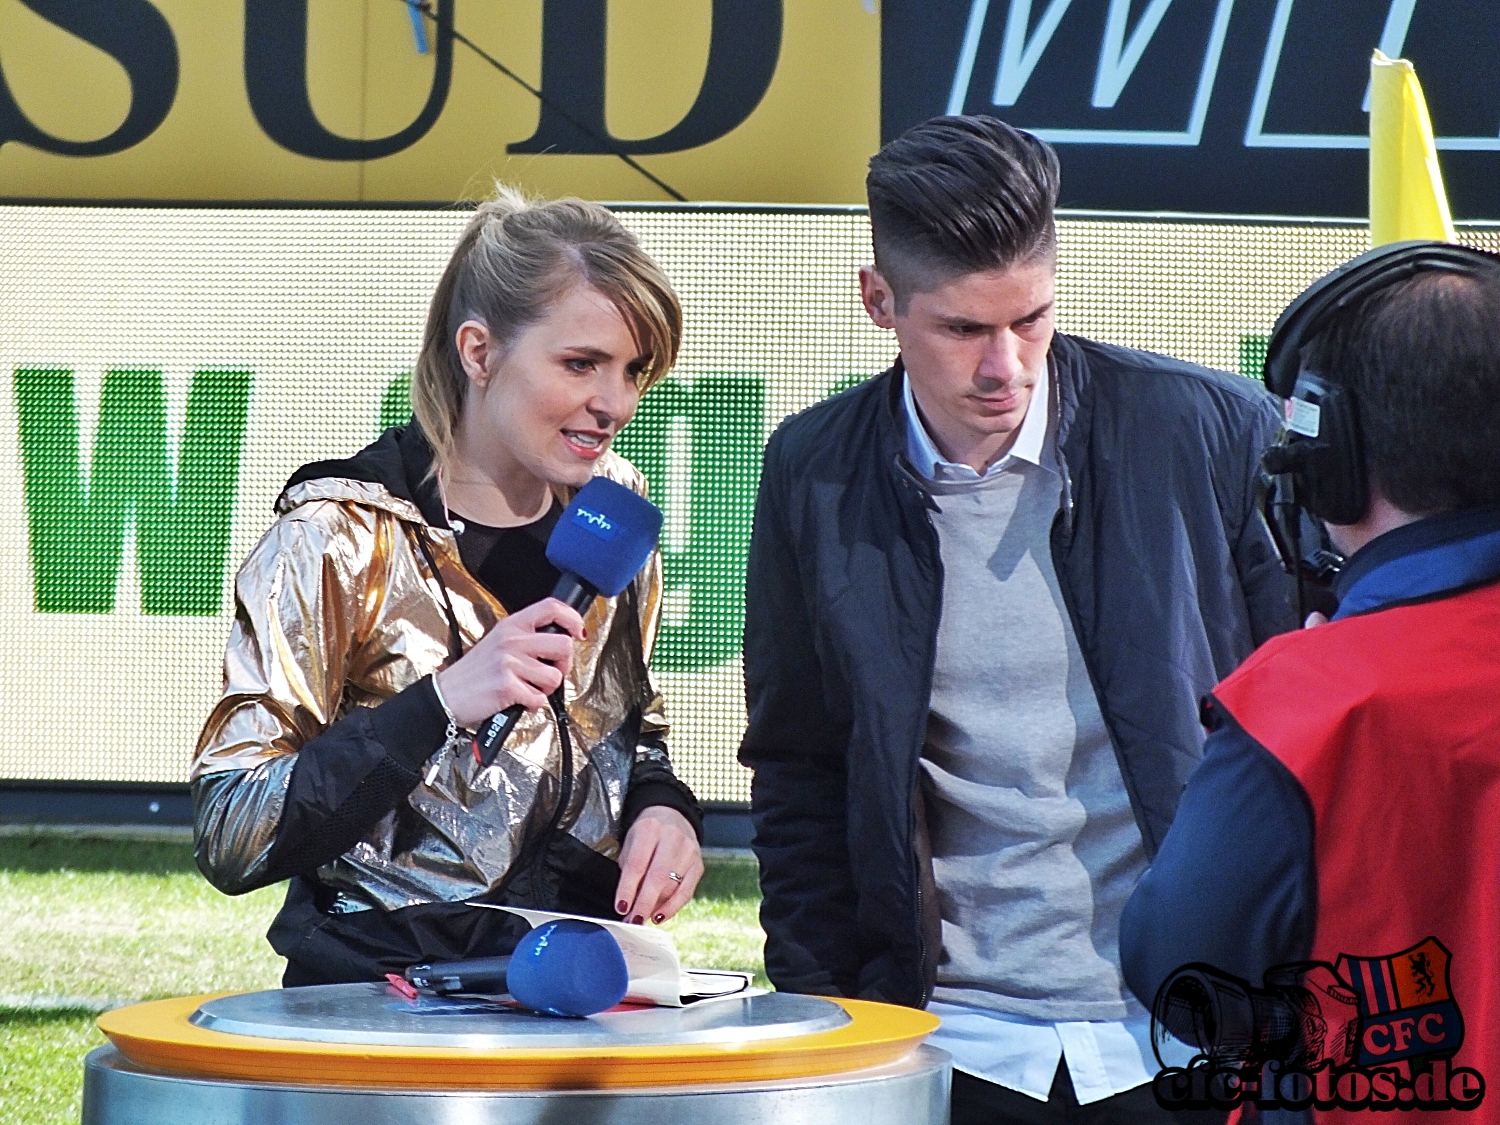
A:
<box><xmin>190</xmin><ymin>757</ymin><xmax>296</xmax><ymax>896</ymax></box>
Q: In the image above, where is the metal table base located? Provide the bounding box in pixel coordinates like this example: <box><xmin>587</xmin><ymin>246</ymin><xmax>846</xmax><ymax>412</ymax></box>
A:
<box><xmin>83</xmin><ymin>1042</ymin><xmax>951</xmax><ymax>1125</ymax></box>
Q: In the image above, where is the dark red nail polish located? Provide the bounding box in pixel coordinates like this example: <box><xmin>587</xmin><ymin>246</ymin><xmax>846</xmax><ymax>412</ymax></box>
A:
<box><xmin>616</xmin><ymin>900</ymin><xmax>628</xmax><ymax>914</ymax></box>
<box><xmin>630</xmin><ymin>915</ymin><xmax>644</xmax><ymax>925</ymax></box>
<box><xmin>653</xmin><ymin>913</ymin><xmax>665</xmax><ymax>924</ymax></box>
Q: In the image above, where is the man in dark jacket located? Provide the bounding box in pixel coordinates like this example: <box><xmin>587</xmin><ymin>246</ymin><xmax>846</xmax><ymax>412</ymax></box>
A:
<box><xmin>739</xmin><ymin>115</ymin><xmax>1295</xmax><ymax>1124</ymax></box>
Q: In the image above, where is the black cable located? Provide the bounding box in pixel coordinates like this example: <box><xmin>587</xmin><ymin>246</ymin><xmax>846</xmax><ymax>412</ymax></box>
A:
<box><xmin>1289</xmin><ymin>476</ymin><xmax>1307</xmax><ymax>627</ymax></box>
<box><xmin>401</xmin><ymin>0</ymin><xmax>688</xmax><ymax>202</ymax></box>
<box><xmin>413</xmin><ymin>527</ymin><xmax>465</xmax><ymax>663</ymax></box>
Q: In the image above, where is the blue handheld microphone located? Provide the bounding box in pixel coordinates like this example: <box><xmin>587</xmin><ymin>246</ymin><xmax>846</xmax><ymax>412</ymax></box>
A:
<box><xmin>507</xmin><ymin>919</ymin><xmax>630</xmax><ymax>1016</ymax></box>
<box><xmin>475</xmin><ymin>477</ymin><xmax>663</xmax><ymax>766</ymax></box>
<box><xmin>404</xmin><ymin>918</ymin><xmax>630</xmax><ymax>1017</ymax></box>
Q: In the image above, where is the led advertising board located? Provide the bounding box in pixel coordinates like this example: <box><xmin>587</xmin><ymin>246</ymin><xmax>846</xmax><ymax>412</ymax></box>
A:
<box><xmin>6</xmin><ymin>205</ymin><xmax>1497</xmax><ymax>798</ymax></box>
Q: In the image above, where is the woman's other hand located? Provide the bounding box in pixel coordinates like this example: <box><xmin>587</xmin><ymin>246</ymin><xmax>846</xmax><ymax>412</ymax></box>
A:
<box><xmin>615</xmin><ymin>807</ymin><xmax>703</xmax><ymax>925</ymax></box>
<box><xmin>435</xmin><ymin>598</ymin><xmax>585</xmax><ymax>728</ymax></box>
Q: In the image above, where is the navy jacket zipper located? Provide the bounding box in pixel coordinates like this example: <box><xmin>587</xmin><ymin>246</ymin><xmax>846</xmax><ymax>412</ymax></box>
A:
<box><xmin>895</xmin><ymin>456</ymin><xmax>942</xmax><ymax>1007</ymax></box>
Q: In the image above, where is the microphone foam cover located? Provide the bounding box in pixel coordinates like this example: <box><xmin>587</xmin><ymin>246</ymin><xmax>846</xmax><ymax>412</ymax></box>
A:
<box><xmin>506</xmin><ymin>919</ymin><xmax>630</xmax><ymax>1017</ymax></box>
<box><xmin>547</xmin><ymin>477</ymin><xmax>663</xmax><ymax>598</ymax></box>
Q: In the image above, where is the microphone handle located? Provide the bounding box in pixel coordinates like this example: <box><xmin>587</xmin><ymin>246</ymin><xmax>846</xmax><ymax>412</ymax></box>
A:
<box><xmin>404</xmin><ymin>955</ymin><xmax>512</xmax><ymax>995</ymax></box>
<box><xmin>474</xmin><ymin>573</ymin><xmax>598</xmax><ymax>767</ymax></box>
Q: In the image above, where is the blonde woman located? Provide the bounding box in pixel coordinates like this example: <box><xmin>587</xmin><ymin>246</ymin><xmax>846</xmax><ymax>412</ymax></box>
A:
<box><xmin>192</xmin><ymin>190</ymin><xmax>703</xmax><ymax>986</ymax></box>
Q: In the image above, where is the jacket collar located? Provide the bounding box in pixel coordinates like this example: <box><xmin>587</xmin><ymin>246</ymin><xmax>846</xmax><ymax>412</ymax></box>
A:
<box><xmin>1050</xmin><ymin>335</ymin><xmax>1086</xmax><ymax>476</ymax></box>
<box><xmin>877</xmin><ymin>334</ymin><xmax>1088</xmax><ymax>483</ymax></box>
<box><xmin>276</xmin><ymin>423</ymin><xmax>449</xmax><ymax>528</ymax></box>
<box><xmin>877</xmin><ymin>357</ymin><xmax>909</xmax><ymax>466</ymax></box>
<box><xmin>1332</xmin><ymin>505</ymin><xmax>1500</xmax><ymax>619</ymax></box>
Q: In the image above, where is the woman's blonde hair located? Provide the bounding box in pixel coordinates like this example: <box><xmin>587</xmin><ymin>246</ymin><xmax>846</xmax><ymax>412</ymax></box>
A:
<box><xmin>413</xmin><ymin>186</ymin><xmax>683</xmax><ymax>475</ymax></box>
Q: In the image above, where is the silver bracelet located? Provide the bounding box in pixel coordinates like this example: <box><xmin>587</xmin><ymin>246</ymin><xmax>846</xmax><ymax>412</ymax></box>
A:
<box><xmin>429</xmin><ymin>672</ymin><xmax>460</xmax><ymax>737</ymax></box>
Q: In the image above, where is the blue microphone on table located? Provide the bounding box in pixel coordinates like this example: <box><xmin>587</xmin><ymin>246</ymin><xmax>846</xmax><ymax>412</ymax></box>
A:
<box><xmin>474</xmin><ymin>477</ymin><xmax>663</xmax><ymax>767</ymax></box>
<box><xmin>404</xmin><ymin>919</ymin><xmax>630</xmax><ymax>1017</ymax></box>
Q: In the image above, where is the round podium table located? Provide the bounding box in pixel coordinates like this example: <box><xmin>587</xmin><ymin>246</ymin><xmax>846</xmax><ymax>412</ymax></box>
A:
<box><xmin>85</xmin><ymin>985</ymin><xmax>948</xmax><ymax>1124</ymax></box>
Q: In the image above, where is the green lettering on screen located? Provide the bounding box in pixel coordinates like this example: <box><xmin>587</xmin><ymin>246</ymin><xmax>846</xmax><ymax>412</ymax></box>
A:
<box><xmin>380</xmin><ymin>373</ymin><xmax>412</xmax><ymax>431</ymax></box>
<box><xmin>15</xmin><ymin>367</ymin><xmax>254</xmax><ymax>614</ymax></box>
<box><xmin>825</xmin><ymin>372</ymin><xmax>870</xmax><ymax>398</ymax></box>
<box><xmin>613</xmin><ymin>375</ymin><xmax>765</xmax><ymax>672</ymax></box>
<box><xmin>1239</xmin><ymin>335</ymin><xmax>1270</xmax><ymax>381</ymax></box>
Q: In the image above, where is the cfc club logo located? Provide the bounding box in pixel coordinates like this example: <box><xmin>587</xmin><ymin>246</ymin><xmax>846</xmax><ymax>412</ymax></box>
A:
<box><xmin>1150</xmin><ymin>937</ymin><xmax>1483</xmax><ymax>1112</ymax></box>
<box><xmin>1341</xmin><ymin>938</ymin><xmax>1463</xmax><ymax>1067</ymax></box>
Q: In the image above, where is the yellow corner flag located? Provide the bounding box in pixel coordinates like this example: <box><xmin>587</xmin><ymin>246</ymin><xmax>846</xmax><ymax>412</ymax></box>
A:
<box><xmin>1369</xmin><ymin>49</ymin><xmax>1456</xmax><ymax>245</ymax></box>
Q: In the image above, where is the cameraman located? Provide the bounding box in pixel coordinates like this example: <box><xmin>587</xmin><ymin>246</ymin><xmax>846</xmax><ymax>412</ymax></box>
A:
<box><xmin>1120</xmin><ymin>244</ymin><xmax>1500</xmax><ymax>1109</ymax></box>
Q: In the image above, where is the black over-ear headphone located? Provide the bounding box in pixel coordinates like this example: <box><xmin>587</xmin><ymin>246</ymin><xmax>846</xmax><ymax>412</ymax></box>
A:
<box><xmin>1257</xmin><ymin>240</ymin><xmax>1500</xmax><ymax>620</ymax></box>
<box><xmin>1261</xmin><ymin>240</ymin><xmax>1500</xmax><ymax>525</ymax></box>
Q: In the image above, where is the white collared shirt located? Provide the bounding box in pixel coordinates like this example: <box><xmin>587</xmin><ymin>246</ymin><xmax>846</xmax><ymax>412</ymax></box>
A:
<box><xmin>901</xmin><ymin>360</ymin><xmax>1191</xmax><ymax>1103</ymax></box>
<box><xmin>901</xmin><ymin>361</ymin><xmax>1055</xmax><ymax>481</ymax></box>
<box><xmin>925</xmin><ymin>998</ymin><xmax>1196</xmax><ymax>1105</ymax></box>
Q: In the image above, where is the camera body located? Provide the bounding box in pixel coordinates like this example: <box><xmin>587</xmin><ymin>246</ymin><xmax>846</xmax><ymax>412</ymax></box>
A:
<box><xmin>1152</xmin><ymin>961</ymin><xmax>1360</xmax><ymax>1071</ymax></box>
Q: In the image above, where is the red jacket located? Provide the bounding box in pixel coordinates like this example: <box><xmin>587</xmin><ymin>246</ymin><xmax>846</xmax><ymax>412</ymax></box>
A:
<box><xmin>1215</xmin><ymin>581</ymin><xmax>1500</xmax><ymax>1120</ymax></box>
<box><xmin>1122</xmin><ymin>507</ymin><xmax>1500</xmax><ymax>1123</ymax></box>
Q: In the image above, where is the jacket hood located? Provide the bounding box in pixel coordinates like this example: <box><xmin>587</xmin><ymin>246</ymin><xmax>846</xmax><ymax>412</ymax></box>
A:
<box><xmin>276</xmin><ymin>424</ymin><xmax>448</xmax><ymax>528</ymax></box>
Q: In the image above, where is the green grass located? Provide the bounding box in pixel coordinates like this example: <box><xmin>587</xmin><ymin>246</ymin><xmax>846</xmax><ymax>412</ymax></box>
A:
<box><xmin>0</xmin><ymin>1011</ymin><xmax>100</xmax><ymax>1125</ymax></box>
<box><xmin>0</xmin><ymin>835</ymin><xmax>288</xmax><ymax>1004</ymax></box>
<box><xmin>660</xmin><ymin>854</ymin><xmax>765</xmax><ymax>981</ymax></box>
<box><xmin>0</xmin><ymin>832</ymin><xmax>764</xmax><ymax>1125</ymax></box>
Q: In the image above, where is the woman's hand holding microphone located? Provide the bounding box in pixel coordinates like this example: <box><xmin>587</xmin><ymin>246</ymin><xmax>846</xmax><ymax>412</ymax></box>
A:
<box><xmin>434</xmin><ymin>598</ymin><xmax>586</xmax><ymax>728</ymax></box>
<box><xmin>431</xmin><ymin>597</ymin><xmax>701</xmax><ymax>926</ymax></box>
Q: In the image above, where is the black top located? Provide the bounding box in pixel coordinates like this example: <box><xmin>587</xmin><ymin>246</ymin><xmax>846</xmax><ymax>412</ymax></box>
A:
<box><xmin>451</xmin><ymin>501</ymin><xmax>563</xmax><ymax>613</ymax></box>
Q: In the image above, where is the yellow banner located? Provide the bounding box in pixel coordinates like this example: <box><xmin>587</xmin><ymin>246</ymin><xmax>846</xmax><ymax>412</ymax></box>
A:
<box><xmin>1368</xmin><ymin>51</ymin><xmax>1456</xmax><ymax>246</ymax></box>
<box><xmin>0</xmin><ymin>1</ymin><xmax>879</xmax><ymax>204</ymax></box>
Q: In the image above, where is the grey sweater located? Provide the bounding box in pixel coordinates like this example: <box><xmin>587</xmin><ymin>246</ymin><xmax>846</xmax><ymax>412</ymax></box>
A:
<box><xmin>921</xmin><ymin>459</ymin><xmax>1149</xmax><ymax>1022</ymax></box>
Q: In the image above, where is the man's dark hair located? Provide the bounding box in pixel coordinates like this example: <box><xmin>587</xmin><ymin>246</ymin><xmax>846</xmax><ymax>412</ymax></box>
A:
<box><xmin>1304</xmin><ymin>267</ymin><xmax>1500</xmax><ymax>514</ymax></box>
<box><xmin>866</xmin><ymin>115</ymin><xmax>1061</xmax><ymax>311</ymax></box>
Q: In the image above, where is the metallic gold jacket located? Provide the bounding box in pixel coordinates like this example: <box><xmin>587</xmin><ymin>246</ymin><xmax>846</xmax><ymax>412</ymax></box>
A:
<box><xmin>191</xmin><ymin>429</ymin><xmax>679</xmax><ymax>920</ymax></box>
